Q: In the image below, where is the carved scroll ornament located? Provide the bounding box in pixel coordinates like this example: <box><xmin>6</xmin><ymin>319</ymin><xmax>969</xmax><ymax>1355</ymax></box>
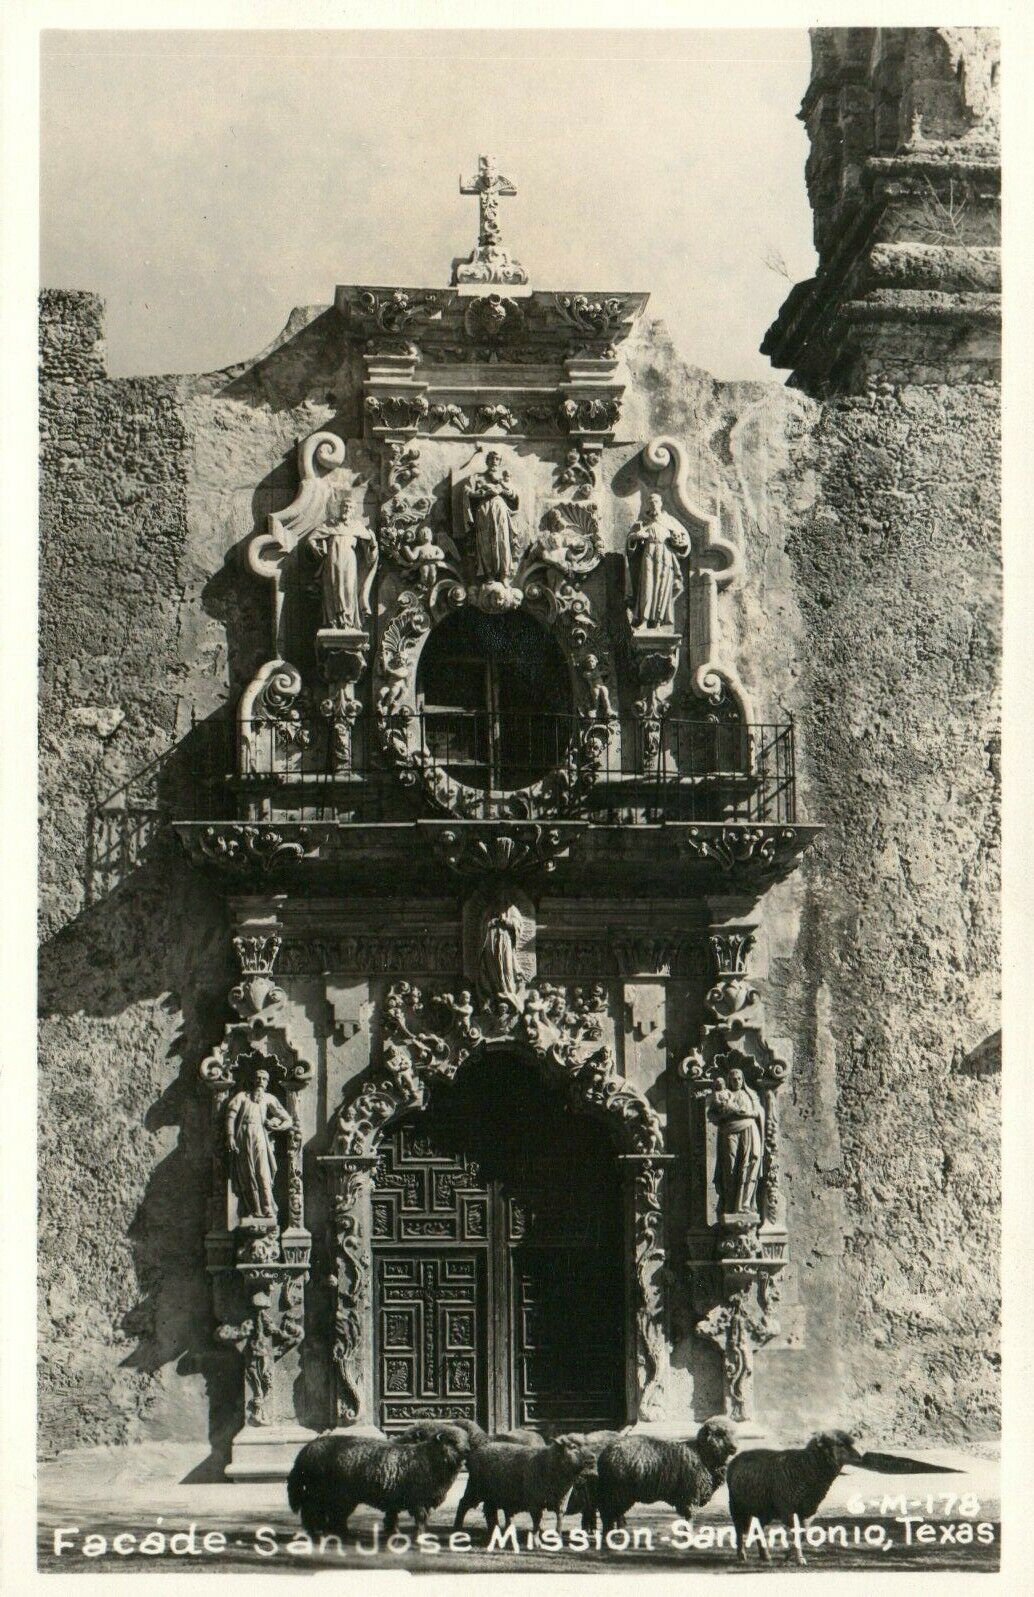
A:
<box><xmin>637</xmin><ymin>436</ymin><xmax>752</xmax><ymax>720</ymax></box>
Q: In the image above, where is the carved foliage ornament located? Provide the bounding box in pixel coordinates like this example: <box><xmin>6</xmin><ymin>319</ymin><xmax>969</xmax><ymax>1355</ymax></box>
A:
<box><xmin>334</xmin><ymin>981</ymin><xmax>662</xmax><ymax>1158</ymax></box>
<box><xmin>364</xmin><ymin>394</ymin><xmax>622</xmax><ymax>438</ymax></box>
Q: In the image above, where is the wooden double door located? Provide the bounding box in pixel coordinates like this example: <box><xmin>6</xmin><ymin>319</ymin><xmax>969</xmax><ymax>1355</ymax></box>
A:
<box><xmin>371</xmin><ymin>1053</ymin><xmax>626</xmax><ymax>1435</ymax></box>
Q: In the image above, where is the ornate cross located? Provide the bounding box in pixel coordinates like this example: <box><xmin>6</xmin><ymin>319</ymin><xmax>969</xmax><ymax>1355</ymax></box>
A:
<box><xmin>453</xmin><ymin>154</ymin><xmax>528</xmax><ymax>286</ymax></box>
<box><xmin>460</xmin><ymin>155</ymin><xmax>516</xmax><ymax>248</ymax></box>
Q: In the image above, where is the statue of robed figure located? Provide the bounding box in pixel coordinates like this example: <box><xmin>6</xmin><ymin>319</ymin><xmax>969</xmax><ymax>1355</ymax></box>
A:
<box><xmin>479</xmin><ymin>903</ymin><xmax>524</xmax><ymax>1001</ymax></box>
<box><xmin>626</xmin><ymin>492</ymin><xmax>691</xmax><ymax>630</ymax></box>
<box><xmin>464</xmin><ymin>452</ymin><xmax>521</xmax><ymax>582</ymax></box>
<box><xmin>224</xmin><ymin>1064</ymin><xmax>295</xmax><ymax>1223</ymax></box>
<box><xmin>708</xmin><ymin>1067</ymin><xmax>764</xmax><ymax>1216</ymax></box>
<box><xmin>307</xmin><ymin>494</ymin><xmax>379</xmax><ymax>630</ymax></box>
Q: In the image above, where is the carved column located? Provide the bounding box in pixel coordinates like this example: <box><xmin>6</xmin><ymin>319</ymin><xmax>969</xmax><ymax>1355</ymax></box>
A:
<box><xmin>318</xmin><ymin>1154</ymin><xmax>379</xmax><ymax>1428</ymax></box>
<box><xmin>682</xmin><ymin>900</ymin><xmax>790</xmax><ymax>1423</ymax></box>
<box><xmin>199</xmin><ymin>926</ymin><xmax>316</xmax><ymax>1473</ymax></box>
<box><xmin>620</xmin><ymin>1152</ymin><xmax>676</xmax><ymax>1423</ymax></box>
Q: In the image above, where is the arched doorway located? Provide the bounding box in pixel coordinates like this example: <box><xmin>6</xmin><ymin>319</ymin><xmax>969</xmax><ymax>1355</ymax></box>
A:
<box><xmin>370</xmin><ymin>1048</ymin><xmax>625</xmax><ymax>1435</ymax></box>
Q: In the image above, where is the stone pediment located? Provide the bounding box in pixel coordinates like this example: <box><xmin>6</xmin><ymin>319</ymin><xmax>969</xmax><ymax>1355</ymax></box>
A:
<box><xmin>336</xmin><ymin>285</ymin><xmax>649</xmax><ymax>367</ymax></box>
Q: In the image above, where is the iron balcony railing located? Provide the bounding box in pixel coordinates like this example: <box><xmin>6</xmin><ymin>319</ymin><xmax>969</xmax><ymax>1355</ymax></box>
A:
<box><xmin>180</xmin><ymin>709</ymin><xmax>797</xmax><ymax>826</ymax></box>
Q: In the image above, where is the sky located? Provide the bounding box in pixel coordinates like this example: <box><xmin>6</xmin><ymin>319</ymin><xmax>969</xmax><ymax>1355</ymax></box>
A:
<box><xmin>39</xmin><ymin>28</ymin><xmax>816</xmax><ymax>382</ymax></box>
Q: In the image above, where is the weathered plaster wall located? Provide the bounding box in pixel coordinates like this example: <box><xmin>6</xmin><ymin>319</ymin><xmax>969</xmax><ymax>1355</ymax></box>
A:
<box><xmin>38</xmin><ymin>289</ymin><xmax>998</xmax><ymax>1458</ymax></box>
<box><xmin>39</xmin><ymin>291</ymin><xmax>229</xmax><ymax>1457</ymax></box>
<box><xmin>782</xmin><ymin>383</ymin><xmax>1000</xmax><ymax>1441</ymax></box>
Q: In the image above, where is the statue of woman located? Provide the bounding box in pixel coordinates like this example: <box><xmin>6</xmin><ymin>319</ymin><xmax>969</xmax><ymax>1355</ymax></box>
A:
<box><xmin>224</xmin><ymin>1064</ymin><xmax>295</xmax><ymax>1222</ymax></box>
<box><xmin>708</xmin><ymin>1067</ymin><xmax>764</xmax><ymax>1215</ymax></box>
<box><xmin>307</xmin><ymin>496</ymin><xmax>379</xmax><ymax>630</ymax></box>
<box><xmin>479</xmin><ymin>904</ymin><xmax>524</xmax><ymax>1000</ymax></box>
<box><xmin>626</xmin><ymin>493</ymin><xmax>691</xmax><ymax>629</ymax></box>
<box><xmin>464</xmin><ymin>452</ymin><xmax>520</xmax><ymax>582</ymax></box>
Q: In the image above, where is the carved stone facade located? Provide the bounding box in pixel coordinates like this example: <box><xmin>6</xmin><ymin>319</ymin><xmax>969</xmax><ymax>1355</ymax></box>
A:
<box><xmin>164</xmin><ymin>159</ymin><xmax>825</xmax><ymax>1470</ymax></box>
<box><xmin>39</xmin><ymin>43</ymin><xmax>1000</xmax><ymax>1473</ymax></box>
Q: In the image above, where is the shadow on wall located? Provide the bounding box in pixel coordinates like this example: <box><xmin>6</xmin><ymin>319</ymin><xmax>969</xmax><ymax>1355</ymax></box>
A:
<box><xmin>37</xmin><ymin>305</ymin><xmax>370</xmax><ymax>1472</ymax></box>
<box><xmin>38</xmin><ymin>840</ymin><xmax>238</xmax><ymax>1475</ymax></box>
<box><xmin>216</xmin><ymin>307</ymin><xmax>351</xmax><ymax>417</ymax></box>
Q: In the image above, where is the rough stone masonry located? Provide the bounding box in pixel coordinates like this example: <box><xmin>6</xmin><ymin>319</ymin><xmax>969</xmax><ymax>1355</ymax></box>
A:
<box><xmin>38</xmin><ymin>26</ymin><xmax>999</xmax><ymax>1464</ymax></box>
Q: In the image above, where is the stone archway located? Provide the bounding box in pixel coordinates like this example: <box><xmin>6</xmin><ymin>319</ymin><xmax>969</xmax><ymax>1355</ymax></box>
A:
<box><xmin>318</xmin><ymin>981</ymin><xmax>672</xmax><ymax>1429</ymax></box>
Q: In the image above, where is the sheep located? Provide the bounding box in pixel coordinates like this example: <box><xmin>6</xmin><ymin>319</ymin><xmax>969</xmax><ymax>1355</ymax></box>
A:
<box><xmin>596</xmin><ymin>1418</ymin><xmax>738</xmax><ymax>1533</ymax></box>
<box><xmin>563</xmin><ymin>1430</ymin><xmax>623</xmax><ymax>1531</ymax></box>
<box><xmin>491</xmin><ymin>1427</ymin><xmax>546</xmax><ymax>1448</ymax></box>
<box><xmin>725</xmin><ymin>1430</ymin><xmax>865</xmax><ymax>1565</ymax></box>
<box><xmin>287</xmin><ymin>1425</ymin><xmax>470</xmax><ymax>1538</ymax></box>
<box><xmin>453</xmin><ymin>1434</ymin><xmax>596</xmax><ymax>1535</ymax></box>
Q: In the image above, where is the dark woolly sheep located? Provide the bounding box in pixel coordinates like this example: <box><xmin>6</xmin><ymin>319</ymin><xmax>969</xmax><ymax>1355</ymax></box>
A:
<box><xmin>596</xmin><ymin>1419</ymin><xmax>738</xmax><ymax>1532</ymax></box>
<box><xmin>454</xmin><ymin>1435</ymin><xmax>596</xmax><ymax>1534</ymax></box>
<box><xmin>726</xmin><ymin>1429</ymin><xmax>864</xmax><ymax>1565</ymax></box>
<box><xmin>564</xmin><ymin>1430</ymin><xmax>623</xmax><ymax>1531</ymax></box>
<box><xmin>491</xmin><ymin>1427</ymin><xmax>546</xmax><ymax>1448</ymax></box>
<box><xmin>287</xmin><ymin>1426</ymin><xmax>470</xmax><ymax>1538</ymax></box>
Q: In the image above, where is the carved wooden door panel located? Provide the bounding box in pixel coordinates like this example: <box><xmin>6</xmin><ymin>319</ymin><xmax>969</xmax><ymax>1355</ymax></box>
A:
<box><xmin>371</xmin><ymin>1105</ymin><xmax>626</xmax><ymax>1434</ymax></box>
<box><xmin>371</xmin><ymin>1123</ymin><xmax>490</xmax><ymax>1434</ymax></box>
<box><xmin>505</xmin><ymin>1174</ymin><xmax>625</xmax><ymax>1432</ymax></box>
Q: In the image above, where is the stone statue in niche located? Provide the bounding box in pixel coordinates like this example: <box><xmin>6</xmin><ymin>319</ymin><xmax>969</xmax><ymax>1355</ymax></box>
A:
<box><xmin>224</xmin><ymin>1062</ymin><xmax>295</xmax><ymax>1223</ymax></box>
<box><xmin>626</xmin><ymin>493</ymin><xmax>692</xmax><ymax>630</ymax></box>
<box><xmin>464</xmin><ymin>451</ymin><xmax>521</xmax><ymax>583</ymax></box>
<box><xmin>708</xmin><ymin>1067</ymin><xmax>764</xmax><ymax>1216</ymax></box>
<box><xmin>479</xmin><ymin>903</ymin><xmax>525</xmax><ymax>1001</ymax></box>
<box><xmin>306</xmin><ymin>494</ymin><xmax>379</xmax><ymax>630</ymax></box>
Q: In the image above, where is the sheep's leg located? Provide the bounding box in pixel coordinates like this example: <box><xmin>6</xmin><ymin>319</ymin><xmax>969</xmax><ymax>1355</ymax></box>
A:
<box><xmin>483</xmin><ymin>1502</ymin><xmax>500</xmax><ymax>1532</ymax></box>
<box><xmin>454</xmin><ymin>1485</ymin><xmax>476</xmax><ymax>1531</ymax></box>
<box><xmin>412</xmin><ymin>1506</ymin><xmax>429</xmax><ymax>1532</ymax></box>
<box><xmin>383</xmin><ymin>1509</ymin><xmax>398</xmax><ymax>1537</ymax></box>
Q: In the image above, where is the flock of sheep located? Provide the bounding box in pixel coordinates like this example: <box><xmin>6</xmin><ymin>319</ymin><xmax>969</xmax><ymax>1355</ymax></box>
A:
<box><xmin>287</xmin><ymin>1417</ymin><xmax>872</xmax><ymax>1565</ymax></box>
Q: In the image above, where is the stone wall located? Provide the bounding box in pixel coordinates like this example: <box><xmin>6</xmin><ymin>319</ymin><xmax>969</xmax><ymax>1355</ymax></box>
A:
<box><xmin>39</xmin><ymin>290</ymin><xmax>226</xmax><ymax>1456</ymax></box>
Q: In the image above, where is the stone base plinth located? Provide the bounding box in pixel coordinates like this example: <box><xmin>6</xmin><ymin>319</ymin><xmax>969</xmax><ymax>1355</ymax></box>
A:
<box><xmin>224</xmin><ymin>1424</ymin><xmax>317</xmax><ymax>1482</ymax></box>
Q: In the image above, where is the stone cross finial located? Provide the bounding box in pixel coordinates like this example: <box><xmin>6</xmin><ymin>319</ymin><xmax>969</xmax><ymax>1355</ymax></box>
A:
<box><xmin>452</xmin><ymin>154</ymin><xmax>529</xmax><ymax>287</ymax></box>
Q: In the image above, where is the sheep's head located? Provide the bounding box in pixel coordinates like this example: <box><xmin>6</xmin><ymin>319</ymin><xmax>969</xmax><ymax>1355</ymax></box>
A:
<box><xmin>696</xmin><ymin>1416</ymin><xmax>739</xmax><ymax>1472</ymax></box>
<box><xmin>808</xmin><ymin>1429</ymin><xmax>864</xmax><ymax>1472</ymax></box>
<box><xmin>432</xmin><ymin>1425</ymin><xmax>471</xmax><ymax>1460</ymax></box>
<box><xmin>550</xmin><ymin>1435</ymin><xmax>597</xmax><ymax>1476</ymax></box>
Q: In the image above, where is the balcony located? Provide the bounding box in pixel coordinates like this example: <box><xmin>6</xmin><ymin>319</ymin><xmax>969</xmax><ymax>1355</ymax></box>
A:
<box><xmin>184</xmin><ymin>710</ymin><xmax>798</xmax><ymax>827</ymax></box>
